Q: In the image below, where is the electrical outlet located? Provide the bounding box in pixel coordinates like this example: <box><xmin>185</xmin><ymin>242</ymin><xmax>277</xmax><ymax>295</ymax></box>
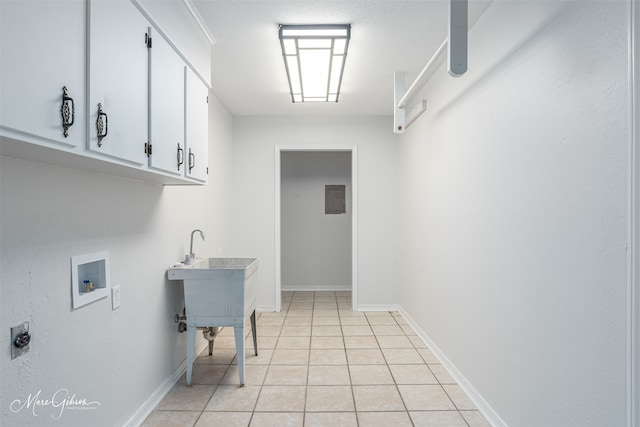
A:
<box><xmin>111</xmin><ymin>286</ymin><xmax>121</xmax><ymax>310</ymax></box>
<box><xmin>11</xmin><ymin>322</ymin><xmax>30</xmax><ymax>359</ymax></box>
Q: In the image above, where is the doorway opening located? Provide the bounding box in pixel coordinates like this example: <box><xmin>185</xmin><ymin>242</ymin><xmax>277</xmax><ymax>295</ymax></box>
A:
<box><xmin>274</xmin><ymin>146</ymin><xmax>358</xmax><ymax>312</ymax></box>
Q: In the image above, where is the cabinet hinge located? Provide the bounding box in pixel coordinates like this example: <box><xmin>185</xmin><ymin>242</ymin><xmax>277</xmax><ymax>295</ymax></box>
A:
<box><xmin>206</xmin><ymin>167</ymin><xmax>209</xmax><ymax>175</ymax></box>
<box><xmin>145</xmin><ymin>33</ymin><xmax>152</xmax><ymax>48</ymax></box>
<box><xmin>145</xmin><ymin>143</ymin><xmax>152</xmax><ymax>156</ymax></box>
<box><xmin>206</xmin><ymin>96</ymin><xmax>209</xmax><ymax>104</ymax></box>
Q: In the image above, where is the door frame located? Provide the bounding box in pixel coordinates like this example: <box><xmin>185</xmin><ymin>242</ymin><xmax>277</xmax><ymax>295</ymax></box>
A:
<box><xmin>274</xmin><ymin>145</ymin><xmax>358</xmax><ymax>312</ymax></box>
<box><xmin>629</xmin><ymin>1</ymin><xmax>638</xmax><ymax>425</ymax></box>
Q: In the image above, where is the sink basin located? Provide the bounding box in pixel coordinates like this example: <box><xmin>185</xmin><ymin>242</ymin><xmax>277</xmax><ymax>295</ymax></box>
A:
<box><xmin>169</xmin><ymin>257</ymin><xmax>258</xmax><ymax>278</ymax></box>
<box><xmin>168</xmin><ymin>257</ymin><xmax>259</xmax><ymax>386</ymax></box>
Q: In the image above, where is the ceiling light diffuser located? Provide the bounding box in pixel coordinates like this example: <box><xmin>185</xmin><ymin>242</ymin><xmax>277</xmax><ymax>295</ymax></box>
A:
<box><xmin>278</xmin><ymin>24</ymin><xmax>351</xmax><ymax>103</ymax></box>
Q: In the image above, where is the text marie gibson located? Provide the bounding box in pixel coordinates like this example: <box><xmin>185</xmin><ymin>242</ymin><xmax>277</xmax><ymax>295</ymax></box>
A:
<box><xmin>10</xmin><ymin>388</ymin><xmax>101</xmax><ymax>420</ymax></box>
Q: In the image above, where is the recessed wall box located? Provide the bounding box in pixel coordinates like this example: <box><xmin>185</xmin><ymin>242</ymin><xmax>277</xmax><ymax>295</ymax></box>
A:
<box><xmin>325</xmin><ymin>185</ymin><xmax>346</xmax><ymax>214</ymax></box>
<box><xmin>71</xmin><ymin>251</ymin><xmax>110</xmax><ymax>309</ymax></box>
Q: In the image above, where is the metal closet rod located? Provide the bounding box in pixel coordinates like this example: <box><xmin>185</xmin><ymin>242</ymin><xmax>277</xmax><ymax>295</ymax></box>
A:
<box><xmin>397</xmin><ymin>38</ymin><xmax>448</xmax><ymax>110</ymax></box>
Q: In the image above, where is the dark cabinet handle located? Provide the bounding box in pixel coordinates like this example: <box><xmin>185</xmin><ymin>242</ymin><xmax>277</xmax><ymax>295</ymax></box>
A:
<box><xmin>188</xmin><ymin>149</ymin><xmax>195</xmax><ymax>173</ymax></box>
<box><xmin>96</xmin><ymin>103</ymin><xmax>108</xmax><ymax>147</ymax></box>
<box><xmin>177</xmin><ymin>143</ymin><xmax>184</xmax><ymax>171</ymax></box>
<box><xmin>60</xmin><ymin>86</ymin><xmax>75</xmax><ymax>137</ymax></box>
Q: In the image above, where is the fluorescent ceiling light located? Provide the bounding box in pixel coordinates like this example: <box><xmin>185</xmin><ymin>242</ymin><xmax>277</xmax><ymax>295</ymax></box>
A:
<box><xmin>279</xmin><ymin>24</ymin><xmax>351</xmax><ymax>103</ymax></box>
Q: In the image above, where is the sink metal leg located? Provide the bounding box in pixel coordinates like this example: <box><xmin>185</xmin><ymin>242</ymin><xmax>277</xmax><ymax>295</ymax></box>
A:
<box><xmin>186</xmin><ymin>325</ymin><xmax>196</xmax><ymax>386</ymax></box>
<box><xmin>234</xmin><ymin>325</ymin><xmax>245</xmax><ymax>386</ymax></box>
<box><xmin>250</xmin><ymin>310</ymin><xmax>258</xmax><ymax>356</ymax></box>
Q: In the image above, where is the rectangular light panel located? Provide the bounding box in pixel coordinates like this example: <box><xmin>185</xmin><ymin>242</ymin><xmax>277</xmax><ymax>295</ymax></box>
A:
<box><xmin>279</xmin><ymin>24</ymin><xmax>351</xmax><ymax>103</ymax></box>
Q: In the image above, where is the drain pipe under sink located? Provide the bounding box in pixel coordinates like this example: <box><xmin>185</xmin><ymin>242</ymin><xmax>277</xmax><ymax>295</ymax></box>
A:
<box><xmin>175</xmin><ymin>308</ymin><xmax>220</xmax><ymax>356</ymax></box>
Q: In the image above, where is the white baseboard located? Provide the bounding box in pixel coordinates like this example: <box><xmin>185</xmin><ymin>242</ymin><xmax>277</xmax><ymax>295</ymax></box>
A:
<box><xmin>262</xmin><ymin>303</ymin><xmax>399</xmax><ymax>313</ymax></box>
<box><xmin>357</xmin><ymin>303</ymin><xmax>401</xmax><ymax>312</ymax></box>
<box><xmin>281</xmin><ymin>286</ymin><xmax>351</xmax><ymax>291</ymax></box>
<box><xmin>125</xmin><ymin>341</ymin><xmax>208</xmax><ymax>427</ymax></box>
<box><xmin>398</xmin><ymin>308</ymin><xmax>506</xmax><ymax>427</ymax></box>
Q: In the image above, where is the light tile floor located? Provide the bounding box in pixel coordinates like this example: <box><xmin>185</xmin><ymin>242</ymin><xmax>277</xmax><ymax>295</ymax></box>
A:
<box><xmin>142</xmin><ymin>291</ymin><xmax>490</xmax><ymax>427</ymax></box>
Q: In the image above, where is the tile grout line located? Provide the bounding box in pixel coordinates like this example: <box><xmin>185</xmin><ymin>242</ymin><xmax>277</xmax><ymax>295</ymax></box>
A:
<box><xmin>302</xmin><ymin>291</ymin><xmax>314</xmax><ymax>424</ymax></box>
<box><xmin>250</xmin><ymin>304</ymin><xmax>284</xmax><ymax>423</ymax></box>
<box><xmin>368</xmin><ymin>310</ymin><xmax>416</xmax><ymax>427</ymax></box>
<box><xmin>303</xmin><ymin>293</ymin><xmax>310</xmax><ymax>426</ymax></box>
<box><xmin>339</xmin><ymin>295</ymin><xmax>360</xmax><ymax>426</ymax></box>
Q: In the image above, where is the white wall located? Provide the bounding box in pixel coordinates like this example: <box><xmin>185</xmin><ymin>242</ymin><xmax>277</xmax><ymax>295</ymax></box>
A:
<box><xmin>0</xmin><ymin>93</ymin><xmax>233</xmax><ymax>426</ymax></box>
<box><xmin>281</xmin><ymin>151</ymin><xmax>352</xmax><ymax>291</ymax></box>
<box><xmin>231</xmin><ymin>116</ymin><xmax>398</xmax><ymax>310</ymax></box>
<box><xmin>397</xmin><ymin>1</ymin><xmax>630</xmax><ymax>426</ymax></box>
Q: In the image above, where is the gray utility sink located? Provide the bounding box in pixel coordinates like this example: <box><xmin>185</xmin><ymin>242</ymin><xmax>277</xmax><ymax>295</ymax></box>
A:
<box><xmin>168</xmin><ymin>257</ymin><xmax>259</xmax><ymax>386</ymax></box>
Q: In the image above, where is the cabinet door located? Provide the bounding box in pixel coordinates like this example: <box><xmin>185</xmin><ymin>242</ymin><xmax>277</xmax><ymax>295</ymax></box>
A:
<box><xmin>148</xmin><ymin>28</ymin><xmax>185</xmax><ymax>175</ymax></box>
<box><xmin>0</xmin><ymin>0</ymin><xmax>85</xmax><ymax>147</ymax></box>
<box><xmin>88</xmin><ymin>0</ymin><xmax>147</xmax><ymax>165</ymax></box>
<box><xmin>185</xmin><ymin>68</ymin><xmax>209</xmax><ymax>183</ymax></box>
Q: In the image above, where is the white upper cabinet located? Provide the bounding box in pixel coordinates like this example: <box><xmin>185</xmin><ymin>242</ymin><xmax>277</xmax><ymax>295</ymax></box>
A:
<box><xmin>1</xmin><ymin>0</ymin><xmax>210</xmax><ymax>185</ymax></box>
<box><xmin>185</xmin><ymin>68</ymin><xmax>209</xmax><ymax>183</ymax></box>
<box><xmin>137</xmin><ymin>0</ymin><xmax>212</xmax><ymax>88</ymax></box>
<box><xmin>88</xmin><ymin>0</ymin><xmax>148</xmax><ymax>165</ymax></box>
<box><xmin>148</xmin><ymin>28</ymin><xmax>185</xmax><ymax>175</ymax></box>
<box><xmin>0</xmin><ymin>0</ymin><xmax>85</xmax><ymax>147</ymax></box>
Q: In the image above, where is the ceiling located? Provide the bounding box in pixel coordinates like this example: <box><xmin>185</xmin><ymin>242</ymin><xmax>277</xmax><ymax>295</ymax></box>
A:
<box><xmin>192</xmin><ymin>0</ymin><xmax>491</xmax><ymax>116</ymax></box>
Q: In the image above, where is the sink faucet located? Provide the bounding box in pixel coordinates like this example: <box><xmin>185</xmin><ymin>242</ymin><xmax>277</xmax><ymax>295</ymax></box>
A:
<box><xmin>190</xmin><ymin>229</ymin><xmax>205</xmax><ymax>259</ymax></box>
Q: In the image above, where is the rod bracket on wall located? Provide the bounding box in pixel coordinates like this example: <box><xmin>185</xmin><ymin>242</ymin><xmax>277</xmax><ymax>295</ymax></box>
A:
<box><xmin>394</xmin><ymin>72</ymin><xmax>427</xmax><ymax>134</ymax></box>
<box><xmin>394</xmin><ymin>72</ymin><xmax>407</xmax><ymax>134</ymax></box>
<box><xmin>406</xmin><ymin>100</ymin><xmax>427</xmax><ymax>129</ymax></box>
<box><xmin>392</xmin><ymin>0</ymin><xmax>468</xmax><ymax>133</ymax></box>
